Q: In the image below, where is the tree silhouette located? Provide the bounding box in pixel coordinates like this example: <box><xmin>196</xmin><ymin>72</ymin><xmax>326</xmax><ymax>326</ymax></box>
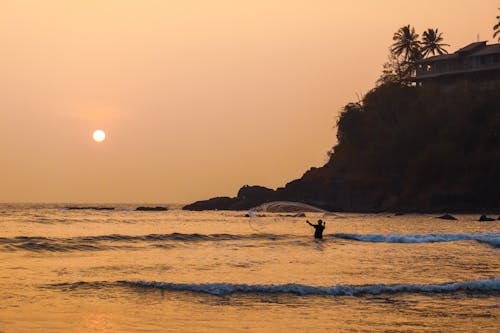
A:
<box><xmin>391</xmin><ymin>25</ymin><xmax>421</xmax><ymax>62</ymax></box>
<box><xmin>381</xmin><ymin>26</ymin><xmax>453</xmax><ymax>86</ymax></box>
<box><xmin>421</xmin><ymin>29</ymin><xmax>449</xmax><ymax>57</ymax></box>
<box><xmin>494</xmin><ymin>9</ymin><xmax>500</xmax><ymax>41</ymax></box>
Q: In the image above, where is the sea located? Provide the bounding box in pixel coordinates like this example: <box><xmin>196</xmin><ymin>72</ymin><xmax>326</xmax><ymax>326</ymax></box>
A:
<box><xmin>0</xmin><ymin>204</ymin><xmax>499</xmax><ymax>332</ymax></box>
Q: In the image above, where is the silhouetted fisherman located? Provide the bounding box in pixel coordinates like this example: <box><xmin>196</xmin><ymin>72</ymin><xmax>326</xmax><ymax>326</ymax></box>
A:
<box><xmin>306</xmin><ymin>219</ymin><xmax>325</xmax><ymax>239</ymax></box>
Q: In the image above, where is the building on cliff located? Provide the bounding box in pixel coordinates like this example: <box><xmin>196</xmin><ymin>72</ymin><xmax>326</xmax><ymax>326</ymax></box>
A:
<box><xmin>412</xmin><ymin>41</ymin><xmax>500</xmax><ymax>84</ymax></box>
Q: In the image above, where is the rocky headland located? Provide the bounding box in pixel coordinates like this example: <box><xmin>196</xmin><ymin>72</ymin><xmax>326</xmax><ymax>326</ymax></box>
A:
<box><xmin>184</xmin><ymin>82</ymin><xmax>500</xmax><ymax>213</ymax></box>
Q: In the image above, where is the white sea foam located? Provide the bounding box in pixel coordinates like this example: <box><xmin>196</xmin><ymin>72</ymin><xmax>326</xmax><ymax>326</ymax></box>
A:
<box><xmin>333</xmin><ymin>233</ymin><xmax>500</xmax><ymax>247</ymax></box>
<box><xmin>123</xmin><ymin>278</ymin><xmax>500</xmax><ymax>296</ymax></box>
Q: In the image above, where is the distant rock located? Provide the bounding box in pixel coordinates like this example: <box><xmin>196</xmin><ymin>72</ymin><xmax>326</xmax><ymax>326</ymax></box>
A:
<box><xmin>183</xmin><ymin>185</ymin><xmax>276</xmax><ymax>211</ymax></box>
<box><xmin>65</xmin><ymin>206</ymin><xmax>114</xmax><ymax>211</ymax></box>
<box><xmin>135</xmin><ymin>206</ymin><xmax>168</xmax><ymax>211</ymax></box>
<box><xmin>394</xmin><ymin>212</ymin><xmax>405</xmax><ymax>216</ymax></box>
<box><xmin>436</xmin><ymin>214</ymin><xmax>457</xmax><ymax>220</ymax></box>
<box><xmin>183</xmin><ymin>197</ymin><xmax>238</xmax><ymax>211</ymax></box>
<box><xmin>237</xmin><ymin>185</ymin><xmax>275</xmax><ymax>202</ymax></box>
<box><xmin>478</xmin><ymin>215</ymin><xmax>495</xmax><ymax>222</ymax></box>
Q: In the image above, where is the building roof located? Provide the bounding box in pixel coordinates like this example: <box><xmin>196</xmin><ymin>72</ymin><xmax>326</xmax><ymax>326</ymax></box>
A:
<box><xmin>419</xmin><ymin>53</ymin><xmax>458</xmax><ymax>63</ymax></box>
<box><xmin>471</xmin><ymin>44</ymin><xmax>500</xmax><ymax>56</ymax></box>
<box><xmin>418</xmin><ymin>41</ymin><xmax>500</xmax><ymax>63</ymax></box>
<box><xmin>456</xmin><ymin>41</ymin><xmax>487</xmax><ymax>54</ymax></box>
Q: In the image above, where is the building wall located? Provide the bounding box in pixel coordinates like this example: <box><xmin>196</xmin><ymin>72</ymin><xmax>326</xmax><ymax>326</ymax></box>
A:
<box><xmin>415</xmin><ymin>54</ymin><xmax>500</xmax><ymax>82</ymax></box>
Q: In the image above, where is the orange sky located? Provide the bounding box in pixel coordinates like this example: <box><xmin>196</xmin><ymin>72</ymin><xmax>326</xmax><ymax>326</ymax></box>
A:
<box><xmin>1</xmin><ymin>1</ymin><xmax>498</xmax><ymax>203</ymax></box>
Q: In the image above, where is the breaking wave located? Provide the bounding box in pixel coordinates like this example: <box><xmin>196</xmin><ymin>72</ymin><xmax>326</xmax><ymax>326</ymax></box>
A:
<box><xmin>333</xmin><ymin>233</ymin><xmax>500</xmax><ymax>248</ymax></box>
<box><xmin>4</xmin><ymin>232</ymin><xmax>500</xmax><ymax>252</ymax></box>
<box><xmin>121</xmin><ymin>278</ymin><xmax>500</xmax><ymax>296</ymax></box>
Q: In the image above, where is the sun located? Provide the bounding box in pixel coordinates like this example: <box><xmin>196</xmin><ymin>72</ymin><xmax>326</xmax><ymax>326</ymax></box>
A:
<box><xmin>92</xmin><ymin>129</ymin><xmax>106</xmax><ymax>142</ymax></box>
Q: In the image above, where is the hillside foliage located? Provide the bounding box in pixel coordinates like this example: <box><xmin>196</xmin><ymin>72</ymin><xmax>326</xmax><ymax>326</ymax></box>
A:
<box><xmin>292</xmin><ymin>81</ymin><xmax>500</xmax><ymax>211</ymax></box>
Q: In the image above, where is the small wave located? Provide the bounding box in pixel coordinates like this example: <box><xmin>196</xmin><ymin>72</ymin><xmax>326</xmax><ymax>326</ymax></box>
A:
<box><xmin>48</xmin><ymin>281</ymin><xmax>111</xmax><ymax>291</ymax></box>
<box><xmin>0</xmin><ymin>233</ymin><xmax>289</xmax><ymax>252</ymax></box>
<box><xmin>477</xmin><ymin>238</ymin><xmax>500</xmax><ymax>248</ymax></box>
<box><xmin>76</xmin><ymin>233</ymin><xmax>285</xmax><ymax>243</ymax></box>
<box><xmin>333</xmin><ymin>233</ymin><xmax>500</xmax><ymax>248</ymax></box>
<box><xmin>15</xmin><ymin>242</ymin><xmax>106</xmax><ymax>252</ymax></box>
<box><xmin>121</xmin><ymin>278</ymin><xmax>500</xmax><ymax>296</ymax></box>
<box><xmin>0</xmin><ymin>236</ymin><xmax>127</xmax><ymax>252</ymax></box>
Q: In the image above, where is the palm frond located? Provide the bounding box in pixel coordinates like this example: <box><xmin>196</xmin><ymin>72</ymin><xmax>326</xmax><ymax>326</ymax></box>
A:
<box><xmin>421</xmin><ymin>28</ymin><xmax>449</xmax><ymax>58</ymax></box>
<box><xmin>391</xmin><ymin>25</ymin><xmax>421</xmax><ymax>61</ymax></box>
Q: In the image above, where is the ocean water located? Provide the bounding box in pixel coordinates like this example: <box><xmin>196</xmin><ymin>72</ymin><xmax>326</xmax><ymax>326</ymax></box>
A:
<box><xmin>0</xmin><ymin>204</ymin><xmax>499</xmax><ymax>332</ymax></box>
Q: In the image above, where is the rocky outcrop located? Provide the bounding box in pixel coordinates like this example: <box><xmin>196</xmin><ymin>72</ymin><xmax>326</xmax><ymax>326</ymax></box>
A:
<box><xmin>436</xmin><ymin>214</ymin><xmax>457</xmax><ymax>220</ymax></box>
<box><xmin>135</xmin><ymin>206</ymin><xmax>168</xmax><ymax>211</ymax></box>
<box><xmin>182</xmin><ymin>197</ymin><xmax>239</xmax><ymax>211</ymax></box>
<box><xmin>184</xmin><ymin>82</ymin><xmax>500</xmax><ymax>213</ymax></box>
<box><xmin>183</xmin><ymin>186</ymin><xmax>275</xmax><ymax>211</ymax></box>
<box><xmin>478</xmin><ymin>215</ymin><xmax>495</xmax><ymax>222</ymax></box>
<box><xmin>64</xmin><ymin>206</ymin><xmax>115</xmax><ymax>210</ymax></box>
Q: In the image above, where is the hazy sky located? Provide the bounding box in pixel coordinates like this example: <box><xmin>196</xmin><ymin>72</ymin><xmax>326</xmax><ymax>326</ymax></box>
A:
<box><xmin>1</xmin><ymin>0</ymin><xmax>498</xmax><ymax>203</ymax></box>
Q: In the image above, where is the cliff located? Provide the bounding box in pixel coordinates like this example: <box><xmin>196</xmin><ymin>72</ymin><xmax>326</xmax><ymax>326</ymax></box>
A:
<box><xmin>184</xmin><ymin>81</ymin><xmax>500</xmax><ymax>212</ymax></box>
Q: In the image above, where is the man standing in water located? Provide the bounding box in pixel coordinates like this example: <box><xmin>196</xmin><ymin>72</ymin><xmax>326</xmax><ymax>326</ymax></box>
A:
<box><xmin>306</xmin><ymin>219</ymin><xmax>326</xmax><ymax>239</ymax></box>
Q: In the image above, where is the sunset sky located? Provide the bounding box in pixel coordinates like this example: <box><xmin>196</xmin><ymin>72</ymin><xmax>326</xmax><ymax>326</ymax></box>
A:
<box><xmin>1</xmin><ymin>1</ymin><xmax>498</xmax><ymax>203</ymax></box>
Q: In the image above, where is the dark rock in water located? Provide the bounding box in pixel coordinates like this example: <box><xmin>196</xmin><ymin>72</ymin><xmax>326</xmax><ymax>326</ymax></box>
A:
<box><xmin>436</xmin><ymin>214</ymin><xmax>457</xmax><ymax>220</ymax></box>
<box><xmin>135</xmin><ymin>206</ymin><xmax>168</xmax><ymax>211</ymax></box>
<box><xmin>65</xmin><ymin>206</ymin><xmax>114</xmax><ymax>210</ymax></box>
<box><xmin>478</xmin><ymin>215</ymin><xmax>495</xmax><ymax>222</ymax></box>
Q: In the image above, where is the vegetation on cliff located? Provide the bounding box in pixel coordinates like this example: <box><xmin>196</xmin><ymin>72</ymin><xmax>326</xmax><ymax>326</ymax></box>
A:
<box><xmin>494</xmin><ymin>8</ymin><xmax>500</xmax><ymax>41</ymax></box>
<box><xmin>288</xmin><ymin>81</ymin><xmax>500</xmax><ymax>211</ymax></box>
<box><xmin>379</xmin><ymin>25</ymin><xmax>449</xmax><ymax>85</ymax></box>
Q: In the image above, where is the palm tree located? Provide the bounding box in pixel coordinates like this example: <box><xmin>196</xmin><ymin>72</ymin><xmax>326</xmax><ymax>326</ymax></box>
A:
<box><xmin>494</xmin><ymin>9</ymin><xmax>500</xmax><ymax>41</ymax></box>
<box><xmin>391</xmin><ymin>25</ymin><xmax>421</xmax><ymax>62</ymax></box>
<box><xmin>421</xmin><ymin>29</ymin><xmax>449</xmax><ymax>57</ymax></box>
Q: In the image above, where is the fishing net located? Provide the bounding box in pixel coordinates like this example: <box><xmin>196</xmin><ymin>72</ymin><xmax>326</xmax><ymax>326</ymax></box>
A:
<box><xmin>248</xmin><ymin>201</ymin><xmax>328</xmax><ymax>214</ymax></box>
<box><xmin>246</xmin><ymin>201</ymin><xmax>333</xmax><ymax>233</ymax></box>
